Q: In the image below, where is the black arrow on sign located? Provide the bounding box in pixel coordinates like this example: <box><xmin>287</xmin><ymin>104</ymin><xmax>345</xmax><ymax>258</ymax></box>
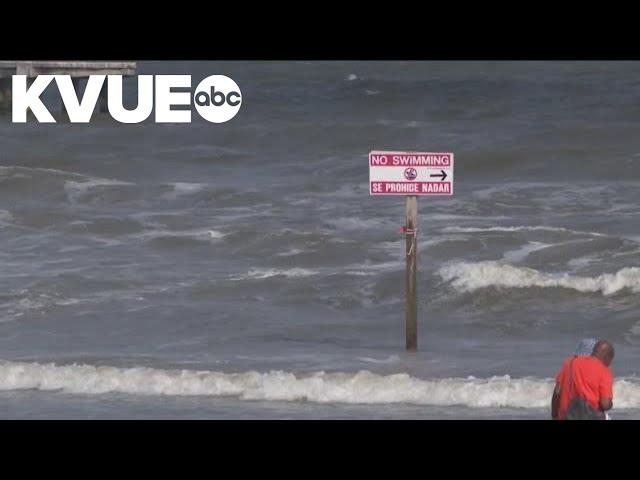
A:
<box><xmin>430</xmin><ymin>170</ymin><xmax>447</xmax><ymax>181</ymax></box>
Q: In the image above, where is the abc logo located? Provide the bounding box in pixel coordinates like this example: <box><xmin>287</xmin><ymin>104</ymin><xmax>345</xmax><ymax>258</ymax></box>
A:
<box><xmin>193</xmin><ymin>75</ymin><xmax>242</xmax><ymax>123</ymax></box>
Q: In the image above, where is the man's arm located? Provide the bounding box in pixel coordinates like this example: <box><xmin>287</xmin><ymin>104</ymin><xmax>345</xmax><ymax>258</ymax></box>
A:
<box><xmin>551</xmin><ymin>383</ymin><xmax>562</xmax><ymax>420</ymax></box>
<box><xmin>599</xmin><ymin>369</ymin><xmax>614</xmax><ymax>412</ymax></box>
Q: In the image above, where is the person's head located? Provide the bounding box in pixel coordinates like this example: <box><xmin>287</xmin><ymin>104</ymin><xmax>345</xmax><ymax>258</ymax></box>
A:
<box><xmin>575</xmin><ymin>338</ymin><xmax>597</xmax><ymax>356</ymax></box>
<box><xmin>592</xmin><ymin>340</ymin><xmax>615</xmax><ymax>367</ymax></box>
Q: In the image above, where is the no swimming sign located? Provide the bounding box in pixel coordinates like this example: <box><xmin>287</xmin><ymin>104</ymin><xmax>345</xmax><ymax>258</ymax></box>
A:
<box><xmin>369</xmin><ymin>151</ymin><xmax>454</xmax><ymax>196</ymax></box>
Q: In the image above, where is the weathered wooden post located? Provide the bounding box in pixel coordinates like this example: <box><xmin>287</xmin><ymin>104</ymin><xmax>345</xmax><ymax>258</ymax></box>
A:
<box><xmin>369</xmin><ymin>151</ymin><xmax>454</xmax><ymax>351</ymax></box>
<box><xmin>405</xmin><ymin>195</ymin><xmax>418</xmax><ymax>351</ymax></box>
<box><xmin>0</xmin><ymin>78</ymin><xmax>11</xmax><ymax>111</ymax></box>
<box><xmin>97</xmin><ymin>82</ymin><xmax>108</xmax><ymax>114</ymax></box>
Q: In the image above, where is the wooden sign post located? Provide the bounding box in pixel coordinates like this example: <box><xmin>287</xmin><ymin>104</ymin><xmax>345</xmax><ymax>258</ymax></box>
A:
<box><xmin>369</xmin><ymin>151</ymin><xmax>454</xmax><ymax>351</ymax></box>
<box><xmin>405</xmin><ymin>195</ymin><xmax>418</xmax><ymax>351</ymax></box>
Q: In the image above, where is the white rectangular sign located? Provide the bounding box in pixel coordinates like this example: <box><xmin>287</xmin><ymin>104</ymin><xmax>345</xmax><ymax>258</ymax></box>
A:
<box><xmin>369</xmin><ymin>151</ymin><xmax>454</xmax><ymax>196</ymax></box>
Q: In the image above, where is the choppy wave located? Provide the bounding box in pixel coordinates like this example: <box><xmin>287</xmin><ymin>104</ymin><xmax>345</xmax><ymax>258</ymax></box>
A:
<box><xmin>502</xmin><ymin>242</ymin><xmax>552</xmax><ymax>262</ymax></box>
<box><xmin>162</xmin><ymin>182</ymin><xmax>207</xmax><ymax>199</ymax></box>
<box><xmin>0</xmin><ymin>210</ymin><xmax>13</xmax><ymax>226</ymax></box>
<box><xmin>1</xmin><ymin>360</ymin><xmax>639</xmax><ymax>408</ymax></box>
<box><xmin>0</xmin><ymin>166</ymin><xmax>87</xmax><ymax>178</ymax></box>
<box><xmin>442</xmin><ymin>226</ymin><xmax>606</xmax><ymax>237</ymax></box>
<box><xmin>439</xmin><ymin>261</ymin><xmax>640</xmax><ymax>295</ymax></box>
<box><xmin>230</xmin><ymin>268</ymin><xmax>319</xmax><ymax>280</ymax></box>
<box><xmin>326</xmin><ymin>217</ymin><xmax>387</xmax><ymax>231</ymax></box>
<box><xmin>0</xmin><ymin>293</ymin><xmax>82</xmax><ymax>323</ymax></box>
<box><xmin>356</xmin><ymin>355</ymin><xmax>401</xmax><ymax>364</ymax></box>
<box><xmin>65</xmin><ymin>179</ymin><xmax>135</xmax><ymax>203</ymax></box>
<box><xmin>343</xmin><ymin>260</ymin><xmax>404</xmax><ymax>276</ymax></box>
<box><xmin>275</xmin><ymin>248</ymin><xmax>310</xmax><ymax>257</ymax></box>
<box><xmin>230</xmin><ymin>261</ymin><xmax>403</xmax><ymax>281</ymax></box>
<box><xmin>135</xmin><ymin>228</ymin><xmax>226</xmax><ymax>243</ymax></box>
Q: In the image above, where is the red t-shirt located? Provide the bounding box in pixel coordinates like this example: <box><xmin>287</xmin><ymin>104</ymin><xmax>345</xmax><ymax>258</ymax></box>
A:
<box><xmin>555</xmin><ymin>356</ymin><xmax>614</xmax><ymax>420</ymax></box>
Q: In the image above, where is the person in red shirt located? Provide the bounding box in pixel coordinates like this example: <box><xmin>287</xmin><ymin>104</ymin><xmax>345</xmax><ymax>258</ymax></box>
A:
<box><xmin>551</xmin><ymin>340</ymin><xmax>615</xmax><ymax>420</ymax></box>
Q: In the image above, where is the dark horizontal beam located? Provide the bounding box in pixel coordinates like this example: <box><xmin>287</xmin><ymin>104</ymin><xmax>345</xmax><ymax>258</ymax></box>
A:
<box><xmin>0</xmin><ymin>61</ymin><xmax>137</xmax><ymax>78</ymax></box>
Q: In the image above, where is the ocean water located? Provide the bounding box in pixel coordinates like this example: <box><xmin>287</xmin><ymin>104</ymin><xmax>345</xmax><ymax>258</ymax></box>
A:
<box><xmin>1</xmin><ymin>61</ymin><xmax>640</xmax><ymax>419</ymax></box>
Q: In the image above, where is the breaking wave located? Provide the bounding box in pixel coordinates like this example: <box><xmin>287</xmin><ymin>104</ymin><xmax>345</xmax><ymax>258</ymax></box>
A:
<box><xmin>439</xmin><ymin>261</ymin><xmax>640</xmax><ymax>295</ymax></box>
<box><xmin>1</xmin><ymin>361</ymin><xmax>639</xmax><ymax>408</ymax></box>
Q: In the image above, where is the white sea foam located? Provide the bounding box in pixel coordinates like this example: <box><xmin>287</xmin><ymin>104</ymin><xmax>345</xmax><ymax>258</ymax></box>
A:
<box><xmin>442</xmin><ymin>226</ymin><xmax>606</xmax><ymax>237</ymax></box>
<box><xmin>429</xmin><ymin>214</ymin><xmax>511</xmax><ymax>222</ymax></box>
<box><xmin>1</xmin><ymin>295</ymin><xmax>83</xmax><ymax>323</ymax></box>
<box><xmin>347</xmin><ymin>74</ymin><xmax>358</xmax><ymax>81</ymax></box>
<box><xmin>165</xmin><ymin>182</ymin><xmax>207</xmax><ymax>198</ymax></box>
<box><xmin>0</xmin><ymin>166</ymin><xmax>88</xmax><ymax>178</ymax></box>
<box><xmin>439</xmin><ymin>261</ymin><xmax>640</xmax><ymax>295</ymax></box>
<box><xmin>567</xmin><ymin>254</ymin><xmax>601</xmax><ymax>270</ymax></box>
<box><xmin>1</xmin><ymin>360</ymin><xmax>639</xmax><ymax>408</ymax></box>
<box><xmin>356</xmin><ymin>355</ymin><xmax>401</xmax><ymax>365</ymax></box>
<box><xmin>275</xmin><ymin>248</ymin><xmax>310</xmax><ymax>257</ymax></box>
<box><xmin>65</xmin><ymin>178</ymin><xmax>135</xmax><ymax>203</ymax></box>
<box><xmin>0</xmin><ymin>210</ymin><xmax>13</xmax><ymax>226</ymax></box>
<box><xmin>232</xmin><ymin>261</ymin><xmax>402</xmax><ymax>281</ymax></box>
<box><xmin>136</xmin><ymin>229</ymin><xmax>226</xmax><ymax>242</ymax></box>
<box><xmin>230</xmin><ymin>268</ymin><xmax>319</xmax><ymax>280</ymax></box>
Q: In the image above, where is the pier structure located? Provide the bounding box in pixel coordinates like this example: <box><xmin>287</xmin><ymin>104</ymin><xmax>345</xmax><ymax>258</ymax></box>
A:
<box><xmin>0</xmin><ymin>61</ymin><xmax>137</xmax><ymax>114</ymax></box>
